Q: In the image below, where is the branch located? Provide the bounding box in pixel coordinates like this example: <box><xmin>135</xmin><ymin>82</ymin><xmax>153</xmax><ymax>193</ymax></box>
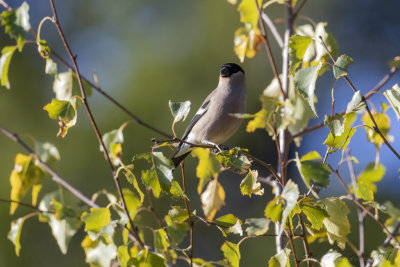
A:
<box><xmin>328</xmin><ymin>165</ymin><xmax>400</xmax><ymax>247</ymax></box>
<box><xmin>297</xmin><ymin>213</ymin><xmax>312</xmax><ymax>267</ymax></box>
<box><xmin>0</xmin><ymin>198</ymin><xmax>45</xmax><ymax>213</ymax></box>
<box><xmin>180</xmin><ymin>163</ymin><xmax>194</xmax><ymax>267</ymax></box>
<box><xmin>0</xmin><ymin>125</ymin><xmax>99</xmax><ymax>208</ymax></box>
<box><xmin>345</xmin><ymin>149</ymin><xmax>365</xmax><ymax>267</ymax></box>
<box><xmin>261</xmin><ymin>12</ymin><xmax>284</xmax><ymax>48</ymax></box>
<box><xmin>49</xmin><ymin>0</ymin><xmax>144</xmax><ymax>248</ymax></box>
<box><xmin>255</xmin><ymin>0</ymin><xmax>286</xmax><ymax>99</ymax></box>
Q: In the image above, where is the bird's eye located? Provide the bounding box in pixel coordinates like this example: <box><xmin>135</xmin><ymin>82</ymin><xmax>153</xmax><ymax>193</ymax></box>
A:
<box><xmin>220</xmin><ymin>66</ymin><xmax>230</xmax><ymax>77</ymax></box>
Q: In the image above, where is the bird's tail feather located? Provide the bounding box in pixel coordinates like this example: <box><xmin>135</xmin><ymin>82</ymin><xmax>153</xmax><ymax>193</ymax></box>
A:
<box><xmin>171</xmin><ymin>151</ymin><xmax>191</xmax><ymax>168</ymax></box>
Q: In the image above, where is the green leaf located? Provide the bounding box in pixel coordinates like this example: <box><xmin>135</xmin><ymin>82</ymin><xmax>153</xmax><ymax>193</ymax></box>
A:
<box><xmin>192</xmin><ymin>148</ymin><xmax>221</xmax><ymax>194</ymax></box>
<box><xmin>265</xmin><ymin>198</ymin><xmax>283</xmax><ymax>223</ymax></box>
<box><xmin>289</xmin><ymin>35</ymin><xmax>313</xmax><ymax>73</ymax></box>
<box><xmin>168</xmin><ymin>100</ymin><xmax>191</xmax><ymax>124</ymax></box>
<box><xmin>81</xmin><ymin>208</ymin><xmax>111</xmax><ymax>233</ymax></box>
<box><xmin>216</xmin><ymin>147</ymin><xmax>251</xmax><ymax>174</ymax></box>
<box><xmin>132</xmin><ymin>249</ymin><xmax>166</xmax><ymax>267</ymax></box>
<box><xmin>370</xmin><ymin>247</ymin><xmax>399</xmax><ymax>267</ymax></box>
<box><xmin>122</xmin><ymin>188</ymin><xmax>141</xmax><ymax>219</ymax></box>
<box><xmin>38</xmin><ymin>191</ymin><xmax>83</xmax><ymax>254</ymax></box>
<box><xmin>167</xmin><ymin>206</ymin><xmax>189</xmax><ymax>223</ymax></box>
<box><xmin>215</xmin><ymin>214</ymin><xmax>243</xmax><ymax>236</ymax></box>
<box><xmin>300</xmin><ymin>151</ymin><xmax>322</xmax><ymax>161</ymax></box>
<box><xmin>333</xmin><ymin>54</ymin><xmax>354</xmax><ymax>79</ymax></box>
<box><xmin>362</xmin><ymin>110</ymin><xmax>391</xmax><ymax>148</ymax></box>
<box><xmin>43</xmin><ymin>98</ymin><xmax>78</xmax><ymax>138</ymax></box>
<box><xmin>317</xmin><ymin>198</ymin><xmax>350</xmax><ymax>249</ymax></box>
<box><xmin>324</xmin><ymin>113</ymin><xmax>345</xmax><ymax>137</ymax></box>
<box><xmin>117</xmin><ymin>245</ymin><xmax>130</xmax><ymax>267</ymax></box>
<box><xmin>299</xmin><ymin>199</ymin><xmax>328</xmax><ymax>231</ymax></box>
<box><xmin>278</xmin><ymin>180</ymin><xmax>299</xmax><ymax>235</ymax></box>
<box><xmin>324</xmin><ymin>112</ymin><xmax>357</xmax><ymax>153</ymax></box>
<box><xmin>142</xmin><ymin>169</ymin><xmax>161</xmax><ymax>198</ymax></box>
<box><xmin>388</xmin><ymin>56</ymin><xmax>400</xmax><ymax>68</ymax></box>
<box><xmin>34</xmin><ymin>141</ymin><xmax>60</xmax><ymax>166</ymax></box>
<box><xmin>120</xmin><ymin>164</ymin><xmax>144</xmax><ymax>203</ymax></box>
<box><xmin>9</xmin><ymin>153</ymin><xmax>45</xmax><ymax>214</ymax></box>
<box><xmin>8</xmin><ymin>218</ymin><xmax>24</xmax><ymax>256</ymax></box>
<box><xmin>53</xmin><ymin>71</ymin><xmax>92</xmax><ymax>101</ymax></box>
<box><xmin>221</xmin><ymin>241</ymin><xmax>240</xmax><ymax>267</ymax></box>
<box><xmin>294</xmin><ymin>63</ymin><xmax>323</xmax><ymax>116</ymax></box>
<box><xmin>101</xmin><ymin>128</ymin><xmax>124</xmax><ymax>166</ymax></box>
<box><xmin>268</xmin><ymin>248</ymin><xmax>290</xmax><ymax>267</ymax></box>
<box><xmin>0</xmin><ymin>2</ymin><xmax>31</xmax><ymax>51</ymax></box>
<box><xmin>384</xmin><ymin>84</ymin><xmax>400</xmax><ymax>120</ymax></box>
<box><xmin>170</xmin><ymin>180</ymin><xmax>184</xmax><ymax>198</ymax></box>
<box><xmin>81</xmin><ymin>235</ymin><xmax>117</xmax><ymax>267</ymax></box>
<box><xmin>165</xmin><ymin>208</ymin><xmax>189</xmax><ymax>246</ymax></box>
<box><xmin>245</xmin><ymin>218</ymin><xmax>270</xmax><ymax>236</ymax></box>
<box><xmin>355</xmin><ymin>162</ymin><xmax>385</xmax><ymax>201</ymax></box>
<box><xmin>346</xmin><ymin>91</ymin><xmax>365</xmax><ymax>113</ymax></box>
<box><xmin>240</xmin><ymin>170</ymin><xmax>264</xmax><ymax>197</ymax></box>
<box><xmin>0</xmin><ymin>46</ymin><xmax>17</xmax><ymax>89</ymax></box>
<box><xmin>201</xmin><ymin>179</ymin><xmax>225</xmax><ymax>220</ymax></box>
<box><xmin>154</xmin><ymin>229</ymin><xmax>170</xmax><ymax>252</ymax></box>
<box><xmin>238</xmin><ymin>0</ymin><xmax>262</xmax><ymax>28</ymax></box>
<box><xmin>295</xmin><ymin>152</ymin><xmax>330</xmax><ymax>197</ymax></box>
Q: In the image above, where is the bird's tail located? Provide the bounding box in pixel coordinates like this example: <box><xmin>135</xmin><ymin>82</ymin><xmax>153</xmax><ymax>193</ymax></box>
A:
<box><xmin>171</xmin><ymin>142</ymin><xmax>192</xmax><ymax>168</ymax></box>
<box><xmin>171</xmin><ymin>151</ymin><xmax>191</xmax><ymax>168</ymax></box>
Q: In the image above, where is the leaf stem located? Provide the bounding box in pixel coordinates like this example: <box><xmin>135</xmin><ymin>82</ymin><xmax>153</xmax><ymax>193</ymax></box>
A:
<box><xmin>180</xmin><ymin>163</ymin><xmax>193</xmax><ymax>267</ymax></box>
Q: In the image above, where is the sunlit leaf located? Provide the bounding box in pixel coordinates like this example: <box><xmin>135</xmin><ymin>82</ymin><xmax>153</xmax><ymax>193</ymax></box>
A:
<box><xmin>268</xmin><ymin>248</ymin><xmax>290</xmax><ymax>267</ymax></box>
<box><xmin>170</xmin><ymin>180</ymin><xmax>184</xmax><ymax>198</ymax></box>
<box><xmin>216</xmin><ymin>147</ymin><xmax>250</xmax><ymax>174</ymax></box>
<box><xmin>0</xmin><ymin>46</ymin><xmax>17</xmax><ymax>89</ymax></box>
<box><xmin>384</xmin><ymin>84</ymin><xmax>400</xmax><ymax>120</ymax></box>
<box><xmin>294</xmin><ymin>62</ymin><xmax>323</xmax><ymax>116</ymax></box>
<box><xmin>165</xmin><ymin>208</ymin><xmax>189</xmax><ymax>246</ymax></box>
<box><xmin>81</xmin><ymin>235</ymin><xmax>117</xmax><ymax>267</ymax></box>
<box><xmin>300</xmin><ymin>151</ymin><xmax>322</xmax><ymax>161</ymax></box>
<box><xmin>299</xmin><ymin>199</ymin><xmax>328</xmax><ymax>231</ymax></box>
<box><xmin>240</xmin><ymin>170</ymin><xmax>264</xmax><ymax>197</ymax></box>
<box><xmin>43</xmin><ymin>98</ymin><xmax>78</xmax><ymax>138</ymax></box>
<box><xmin>370</xmin><ymin>247</ymin><xmax>399</xmax><ymax>267</ymax></box>
<box><xmin>265</xmin><ymin>198</ymin><xmax>283</xmax><ymax>223</ymax></box>
<box><xmin>122</xmin><ymin>188</ymin><xmax>141</xmax><ymax>220</ymax></box>
<box><xmin>324</xmin><ymin>113</ymin><xmax>345</xmax><ymax>137</ymax></box>
<box><xmin>154</xmin><ymin>229</ymin><xmax>170</xmax><ymax>252</ymax></box>
<box><xmin>346</xmin><ymin>91</ymin><xmax>365</xmax><ymax>113</ymax></box>
<box><xmin>192</xmin><ymin>148</ymin><xmax>221</xmax><ymax>194</ymax></box>
<box><xmin>215</xmin><ymin>214</ymin><xmax>243</xmax><ymax>236</ymax></box>
<box><xmin>221</xmin><ymin>241</ymin><xmax>240</xmax><ymax>267</ymax></box>
<box><xmin>333</xmin><ymin>54</ymin><xmax>354</xmax><ymax>79</ymax></box>
<box><xmin>132</xmin><ymin>249</ymin><xmax>166</xmax><ymax>267</ymax></box>
<box><xmin>362</xmin><ymin>110</ymin><xmax>391</xmax><ymax>148</ymax></box>
<box><xmin>317</xmin><ymin>198</ymin><xmax>350</xmax><ymax>249</ymax></box>
<box><xmin>0</xmin><ymin>2</ymin><xmax>30</xmax><ymax>51</ymax></box>
<box><xmin>81</xmin><ymin>208</ymin><xmax>111</xmax><ymax>233</ymax></box>
<box><xmin>168</xmin><ymin>100</ymin><xmax>191</xmax><ymax>124</ymax></box>
<box><xmin>120</xmin><ymin>164</ymin><xmax>144</xmax><ymax>203</ymax></box>
<box><xmin>53</xmin><ymin>71</ymin><xmax>92</xmax><ymax>101</ymax></box>
<box><xmin>101</xmin><ymin>128</ymin><xmax>124</xmax><ymax>166</ymax></box>
<box><xmin>9</xmin><ymin>153</ymin><xmax>45</xmax><ymax>214</ymax></box>
<box><xmin>245</xmin><ymin>218</ymin><xmax>270</xmax><ymax>236</ymax></box>
<box><xmin>354</xmin><ymin>162</ymin><xmax>385</xmax><ymax>201</ymax></box>
<box><xmin>38</xmin><ymin>191</ymin><xmax>83</xmax><ymax>254</ymax></box>
<box><xmin>201</xmin><ymin>179</ymin><xmax>225</xmax><ymax>220</ymax></box>
<box><xmin>234</xmin><ymin>26</ymin><xmax>263</xmax><ymax>62</ymax></box>
<box><xmin>320</xmin><ymin>250</ymin><xmax>354</xmax><ymax>267</ymax></box>
<box><xmin>142</xmin><ymin>169</ymin><xmax>161</xmax><ymax>198</ymax></box>
<box><xmin>7</xmin><ymin>218</ymin><xmax>24</xmax><ymax>256</ymax></box>
<box><xmin>289</xmin><ymin>35</ymin><xmax>313</xmax><ymax>73</ymax></box>
<box><xmin>238</xmin><ymin>0</ymin><xmax>262</xmax><ymax>28</ymax></box>
<box><xmin>277</xmin><ymin>180</ymin><xmax>299</xmax><ymax>235</ymax></box>
<box><xmin>45</xmin><ymin>58</ymin><xmax>58</xmax><ymax>76</ymax></box>
<box><xmin>388</xmin><ymin>56</ymin><xmax>400</xmax><ymax>68</ymax></box>
<box><xmin>324</xmin><ymin>112</ymin><xmax>357</xmax><ymax>153</ymax></box>
<box><xmin>295</xmin><ymin>152</ymin><xmax>330</xmax><ymax>197</ymax></box>
<box><xmin>118</xmin><ymin>245</ymin><xmax>130</xmax><ymax>267</ymax></box>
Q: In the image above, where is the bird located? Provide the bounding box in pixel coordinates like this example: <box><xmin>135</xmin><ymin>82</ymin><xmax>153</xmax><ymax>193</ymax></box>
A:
<box><xmin>171</xmin><ymin>63</ymin><xmax>247</xmax><ymax>168</ymax></box>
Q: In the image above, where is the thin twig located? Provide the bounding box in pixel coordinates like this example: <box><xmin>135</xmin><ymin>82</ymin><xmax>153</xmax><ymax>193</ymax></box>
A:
<box><xmin>180</xmin><ymin>163</ymin><xmax>193</xmax><ymax>267</ymax></box>
<box><xmin>319</xmin><ymin>36</ymin><xmax>400</xmax><ymax>160</ymax></box>
<box><xmin>255</xmin><ymin>0</ymin><xmax>285</xmax><ymax>99</ymax></box>
<box><xmin>286</xmin><ymin>220</ymin><xmax>299</xmax><ymax>267</ymax></box>
<box><xmin>261</xmin><ymin>12</ymin><xmax>284</xmax><ymax>48</ymax></box>
<box><xmin>345</xmin><ymin>149</ymin><xmax>365</xmax><ymax>267</ymax></box>
<box><xmin>49</xmin><ymin>0</ymin><xmax>144</xmax><ymax>248</ymax></box>
<box><xmin>0</xmin><ymin>125</ymin><xmax>99</xmax><ymax>208</ymax></box>
<box><xmin>328</xmin><ymin>165</ymin><xmax>400</xmax><ymax>246</ymax></box>
<box><xmin>0</xmin><ymin>199</ymin><xmax>44</xmax><ymax>212</ymax></box>
<box><xmin>297</xmin><ymin>213</ymin><xmax>312</xmax><ymax>267</ymax></box>
<box><xmin>292</xmin><ymin>0</ymin><xmax>308</xmax><ymax>21</ymax></box>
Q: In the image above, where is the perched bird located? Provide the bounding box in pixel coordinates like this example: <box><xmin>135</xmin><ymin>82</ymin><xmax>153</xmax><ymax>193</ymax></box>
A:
<box><xmin>171</xmin><ymin>63</ymin><xmax>247</xmax><ymax>167</ymax></box>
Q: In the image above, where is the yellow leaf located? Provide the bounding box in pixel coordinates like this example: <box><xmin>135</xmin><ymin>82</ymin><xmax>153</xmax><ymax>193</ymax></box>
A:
<box><xmin>10</xmin><ymin>154</ymin><xmax>44</xmax><ymax>214</ymax></box>
<box><xmin>191</xmin><ymin>148</ymin><xmax>221</xmax><ymax>194</ymax></box>
<box><xmin>234</xmin><ymin>27</ymin><xmax>263</xmax><ymax>63</ymax></box>
<box><xmin>201</xmin><ymin>179</ymin><xmax>225</xmax><ymax>220</ymax></box>
<box><xmin>361</xmin><ymin>110</ymin><xmax>391</xmax><ymax>148</ymax></box>
<box><xmin>238</xmin><ymin>0</ymin><xmax>262</xmax><ymax>28</ymax></box>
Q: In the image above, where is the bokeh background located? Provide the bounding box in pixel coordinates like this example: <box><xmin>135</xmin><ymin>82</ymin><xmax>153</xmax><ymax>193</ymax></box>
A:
<box><xmin>0</xmin><ymin>0</ymin><xmax>400</xmax><ymax>266</ymax></box>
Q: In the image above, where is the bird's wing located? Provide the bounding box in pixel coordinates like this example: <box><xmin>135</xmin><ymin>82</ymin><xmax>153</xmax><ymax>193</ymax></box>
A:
<box><xmin>181</xmin><ymin>89</ymin><xmax>215</xmax><ymax>140</ymax></box>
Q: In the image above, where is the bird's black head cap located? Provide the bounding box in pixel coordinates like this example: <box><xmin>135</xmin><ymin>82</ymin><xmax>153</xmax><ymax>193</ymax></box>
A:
<box><xmin>220</xmin><ymin>63</ymin><xmax>245</xmax><ymax>77</ymax></box>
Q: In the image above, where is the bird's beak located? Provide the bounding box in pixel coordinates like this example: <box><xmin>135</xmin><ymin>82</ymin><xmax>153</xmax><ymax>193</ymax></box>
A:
<box><xmin>220</xmin><ymin>66</ymin><xmax>230</xmax><ymax>77</ymax></box>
